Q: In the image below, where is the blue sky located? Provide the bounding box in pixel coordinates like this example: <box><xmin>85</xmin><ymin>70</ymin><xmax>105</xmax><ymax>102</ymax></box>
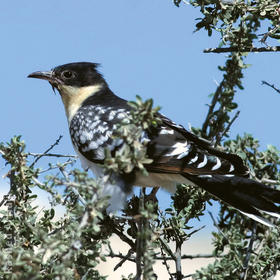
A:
<box><xmin>1</xmin><ymin>1</ymin><xmax>280</xmax><ymax>238</ymax></box>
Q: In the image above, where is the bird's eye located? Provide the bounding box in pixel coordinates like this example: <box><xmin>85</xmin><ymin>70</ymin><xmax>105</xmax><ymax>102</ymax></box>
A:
<box><xmin>62</xmin><ymin>70</ymin><xmax>75</xmax><ymax>79</ymax></box>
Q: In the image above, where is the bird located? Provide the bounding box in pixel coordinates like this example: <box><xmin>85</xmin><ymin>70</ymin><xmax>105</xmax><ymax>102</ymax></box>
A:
<box><xmin>28</xmin><ymin>62</ymin><xmax>280</xmax><ymax>227</ymax></box>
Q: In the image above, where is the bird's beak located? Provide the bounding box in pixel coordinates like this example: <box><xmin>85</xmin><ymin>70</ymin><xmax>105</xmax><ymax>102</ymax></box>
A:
<box><xmin>27</xmin><ymin>70</ymin><xmax>54</xmax><ymax>81</ymax></box>
<box><xmin>28</xmin><ymin>70</ymin><xmax>61</xmax><ymax>93</ymax></box>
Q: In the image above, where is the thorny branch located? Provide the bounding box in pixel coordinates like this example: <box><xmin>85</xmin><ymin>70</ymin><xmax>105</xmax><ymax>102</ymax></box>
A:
<box><xmin>160</xmin><ymin>247</ymin><xmax>174</xmax><ymax>280</ymax></box>
<box><xmin>30</xmin><ymin>135</ymin><xmax>63</xmax><ymax>168</ymax></box>
<box><xmin>135</xmin><ymin>188</ymin><xmax>145</xmax><ymax>280</ymax></box>
<box><xmin>240</xmin><ymin>222</ymin><xmax>256</xmax><ymax>280</ymax></box>
<box><xmin>0</xmin><ymin>194</ymin><xmax>10</xmax><ymax>208</ymax></box>
<box><xmin>259</xmin><ymin>24</ymin><xmax>280</xmax><ymax>45</ymax></box>
<box><xmin>28</xmin><ymin>152</ymin><xmax>77</xmax><ymax>158</ymax></box>
<box><xmin>262</xmin><ymin>80</ymin><xmax>280</xmax><ymax>95</ymax></box>
<box><xmin>175</xmin><ymin>241</ymin><xmax>183</xmax><ymax>280</ymax></box>
<box><xmin>59</xmin><ymin>165</ymin><xmax>87</xmax><ymax>206</ymax></box>
<box><xmin>204</xmin><ymin>46</ymin><xmax>280</xmax><ymax>53</ymax></box>
<box><xmin>159</xmin><ymin>237</ymin><xmax>176</xmax><ymax>261</ymax></box>
<box><xmin>214</xmin><ymin>110</ymin><xmax>240</xmax><ymax>147</ymax></box>
<box><xmin>112</xmin><ymin>227</ymin><xmax>136</xmax><ymax>252</ymax></box>
<box><xmin>45</xmin><ymin>135</ymin><xmax>63</xmax><ymax>153</ymax></box>
<box><xmin>208</xmin><ymin>211</ymin><xmax>230</xmax><ymax>248</ymax></box>
<box><xmin>113</xmin><ymin>249</ymin><xmax>134</xmax><ymax>271</ymax></box>
<box><xmin>202</xmin><ymin>83</ymin><xmax>223</xmax><ymax>136</ymax></box>
<box><xmin>38</xmin><ymin>158</ymin><xmax>76</xmax><ymax>174</ymax></box>
<box><xmin>106</xmin><ymin>252</ymin><xmax>219</xmax><ymax>263</ymax></box>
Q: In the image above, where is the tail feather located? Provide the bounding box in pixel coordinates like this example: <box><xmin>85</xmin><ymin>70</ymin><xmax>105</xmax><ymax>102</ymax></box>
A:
<box><xmin>184</xmin><ymin>174</ymin><xmax>280</xmax><ymax>227</ymax></box>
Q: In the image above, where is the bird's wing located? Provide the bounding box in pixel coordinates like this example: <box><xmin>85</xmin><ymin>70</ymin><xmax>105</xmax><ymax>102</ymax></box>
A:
<box><xmin>146</xmin><ymin>114</ymin><xmax>249</xmax><ymax>177</ymax></box>
<box><xmin>146</xmin><ymin>115</ymin><xmax>280</xmax><ymax>227</ymax></box>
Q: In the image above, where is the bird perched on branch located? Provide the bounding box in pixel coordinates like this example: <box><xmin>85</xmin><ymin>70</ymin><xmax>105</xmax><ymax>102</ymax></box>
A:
<box><xmin>28</xmin><ymin>62</ymin><xmax>280</xmax><ymax>226</ymax></box>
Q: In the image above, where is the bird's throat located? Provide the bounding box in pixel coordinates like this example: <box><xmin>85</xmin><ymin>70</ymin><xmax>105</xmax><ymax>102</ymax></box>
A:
<box><xmin>57</xmin><ymin>84</ymin><xmax>103</xmax><ymax>123</ymax></box>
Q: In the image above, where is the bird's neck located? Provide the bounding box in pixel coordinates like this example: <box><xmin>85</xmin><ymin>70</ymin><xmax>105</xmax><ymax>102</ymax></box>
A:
<box><xmin>80</xmin><ymin>86</ymin><xmax>130</xmax><ymax>109</ymax></box>
<box><xmin>58</xmin><ymin>84</ymin><xmax>104</xmax><ymax>123</ymax></box>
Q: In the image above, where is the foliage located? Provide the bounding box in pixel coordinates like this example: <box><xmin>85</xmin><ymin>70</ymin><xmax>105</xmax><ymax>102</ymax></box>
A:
<box><xmin>172</xmin><ymin>0</ymin><xmax>280</xmax><ymax>279</ymax></box>
<box><xmin>0</xmin><ymin>137</ymin><xmax>109</xmax><ymax>280</ymax></box>
<box><xmin>104</xmin><ymin>95</ymin><xmax>161</xmax><ymax>176</ymax></box>
<box><xmin>175</xmin><ymin>0</ymin><xmax>280</xmax><ymax>48</ymax></box>
<box><xmin>0</xmin><ymin>134</ymin><xmax>210</xmax><ymax>280</ymax></box>
<box><xmin>1</xmin><ymin>0</ymin><xmax>280</xmax><ymax>279</ymax></box>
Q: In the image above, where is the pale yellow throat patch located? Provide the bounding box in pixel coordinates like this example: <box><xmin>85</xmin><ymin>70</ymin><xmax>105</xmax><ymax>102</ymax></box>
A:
<box><xmin>57</xmin><ymin>84</ymin><xmax>103</xmax><ymax>123</ymax></box>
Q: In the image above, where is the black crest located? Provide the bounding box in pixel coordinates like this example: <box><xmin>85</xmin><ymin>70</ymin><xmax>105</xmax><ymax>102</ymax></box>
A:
<box><xmin>53</xmin><ymin>62</ymin><xmax>105</xmax><ymax>87</ymax></box>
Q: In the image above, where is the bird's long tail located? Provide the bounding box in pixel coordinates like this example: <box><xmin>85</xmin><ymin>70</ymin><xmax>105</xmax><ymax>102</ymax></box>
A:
<box><xmin>184</xmin><ymin>174</ymin><xmax>280</xmax><ymax>227</ymax></box>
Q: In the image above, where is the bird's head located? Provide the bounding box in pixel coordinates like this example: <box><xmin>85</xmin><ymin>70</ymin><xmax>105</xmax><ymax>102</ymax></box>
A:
<box><xmin>28</xmin><ymin>62</ymin><xmax>105</xmax><ymax>94</ymax></box>
<box><xmin>28</xmin><ymin>62</ymin><xmax>106</xmax><ymax>122</ymax></box>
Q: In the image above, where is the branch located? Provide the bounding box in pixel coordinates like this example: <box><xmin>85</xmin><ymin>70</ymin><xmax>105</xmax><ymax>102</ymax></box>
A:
<box><xmin>160</xmin><ymin>247</ymin><xmax>174</xmax><ymax>280</ymax></box>
<box><xmin>183</xmin><ymin>274</ymin><xmax>194</xmax><ymax>279</ymax></box>
<box><xmin>240</xmin><ymin>222</ymin><xmax>256</xmax><ymax>280</ymax></box>
<box><xmin>134</xmin><ymin>189</ymin><xmax>145</xmax><ymax>280</ymax></box>
<box><xmin>28</xmin><ymin>152</ymin><xmax>77</xmax><ymax>158</ymax></box>
<box><xmin>202</xmin><ymin>83</ymin><xmax>223</xmax><ymax>135</ymax></box>
<box><xmin>38</xmin><ymin>159</ymin><xmax>76</xmax><ymax>174</ymax></box>
<box><xmin>261</xmin><ymin>80</ymin><xmax>280</xmax><ymax>95</ymax></box>
<box><xmin>208</xmin><ymin>211</ymin><xmax>229</xmax><ymax>243</ymax></box>
<box><xmin>30</xmin><ymin>135</ymin><xmax>63</xmax><ymax>168</ymax></box>
<box><xmin>159</xmin><ymin>237</ymin><xmax>176</xmax><ymax>261</ymax></box>
<box><xmin>113</xmin><ymin>249</ymin><xmax>134</xmax><ymax>271</ymax></box>
<box><xmin>0</xmin><ymin>193</ymin><xmax>10</xmax><ymax>207</ymax></box>
<box><xmin>112</xmin><ymin>228</ymin><xmax>136</xmax><ymax>252</ymax></box>
<box><xmin>59</xmin><ymin>166</ymin><xmax>86</xmax><ymax>206</ymax></box>
<box><xmin>106</xmin><ymin>253</ymin><xmax>220</xmax><ymax>261</ymax></box>
<box><xmin>259</xmin><ymin>25</ymin><xmax>280</xmax><ymax>45</ymax></box>
<box><xmin>204</xmin><ymin>46</ymin><xmax>280</xmax><ymax>53</ymax></box>
<box><xmin>175</xmin><ymin>242</ymin><xmax>183</xmax><ymax>280</ymax></box>
<box><xmin>214</xmin><ymin>110</ymin><xmax>240</xmax><ymax>146</ymax></box>
<box><xmin>209</xmin><ymin>211</ymin><xmax>245</xmax><ymax>268</ymax></box>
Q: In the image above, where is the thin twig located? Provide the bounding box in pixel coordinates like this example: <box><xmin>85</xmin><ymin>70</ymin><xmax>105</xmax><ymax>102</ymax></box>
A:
<box><xmin>59</xmin><ymin>166</ymin><xmax>87</xmax><ymax>206</ymax></box>
<box><xmin>106</xmin><ymin>253</ymin><xmax>220</xmax><ymax>261</ymax></box>
<box><xmin>204</xmin><ymin>46</ymin><xmax>280</xmax><ymax>53</ymax></box>
<box><xmin>28</xmin><ymin>152</ymin><xmax>77</xmax><ymax>158</ymax></box>
<box><xmin>112</xmin><ymin>214</ymin><xmax>135</xmax><ymax>221</ymax></box>
<box><xmin>32</xmin><ymin>177</ymin><xmax>46</xmax><ymax>188</ymax></box>
<box><xmin>202</xmin><ymin>83</ymin><xmax>223</xmax><ymax>135</ymax></box>
<box><xmin>208</xmin><ymin>211</ymin><xmax>229</xmax><ymax>243</ymax></box>
<box><xmin>186</xmin><ymin>226</ymin><xmax>206</xmax><ymax>245</ymax></box>
<box><xmin>59</xmin><ymin>166</ymin><xmax>86</xmax><ymax>206</ymax></box>
<box><xmin>240</xmin><ymin>222</ymin><xmax>256</xmax><ymax>280</ymax></box>
<box><xmin>134</xmin><ymin>188</ymin><xmax>145</xmax><ymax>280</ymax></box>
<box><xmin>0</xmin><ymin>193</ymin><xmax>10</xmax><ymax>207</ymax></box>
<box><xmin>259</xmin><ymin>25</ymin><xmax>280</xmax><ymax>45</ymax></box>
<box><xmin>114</xmin><ymin>249</ymin><xmax>134</xmax><ymax>271</ymax></box>
<box><xmin>38</xmin><ymin>159</ymin><xmax>76</xmax><ymax>174</ymax></box>
<box><xmin>81</xmin><ymin>268</ymin><xmax>93</xmax><ymax>280</ymax></box>
<box><xmin>208</xmin><ymin>211</ymin><xmax>244</xmax><ymax>268</ymax></box>
<box><xmin>30</xmin><ymin>135</ymin><xmax>63</xmax><ymax>168</ymax></box>
<box><xmin>262</xmin><ymin>80</ymin><xmax>280</xmax><ymax>95</ymax></box>
<box><xmin>214</xmin><ymin>110</ymin><xmax>240</xmax><ymax>146</ymax></box>
<box><xmin>159</xmin><ymin>237</ymin><xmax>176</xmax><ymax>261</ymax></box>
<box><xmin>160</xmin><ymin>247</ymin><xmax>174</xmax><ymax>280</ymax></box>
<box><xmin>182</xmin><ymin>274</ymin><xmax>194</xmax><ymax>279</ymax></box>
<box><xmin>112</xmin><ymin>228</ymin><xmax>136</xmax><ymax>251</ymax></box>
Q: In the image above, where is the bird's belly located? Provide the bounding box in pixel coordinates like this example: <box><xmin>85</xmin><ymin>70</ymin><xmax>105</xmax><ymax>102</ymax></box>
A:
<box><xmin>134</xmin><ymin>172</ymin><xmax>194</xmax><ymax>193</ymax></box>
<box><xmin>73</xmin><ymin>146</ymin><xmax>104</xmax><ymax>176</ymax></box>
